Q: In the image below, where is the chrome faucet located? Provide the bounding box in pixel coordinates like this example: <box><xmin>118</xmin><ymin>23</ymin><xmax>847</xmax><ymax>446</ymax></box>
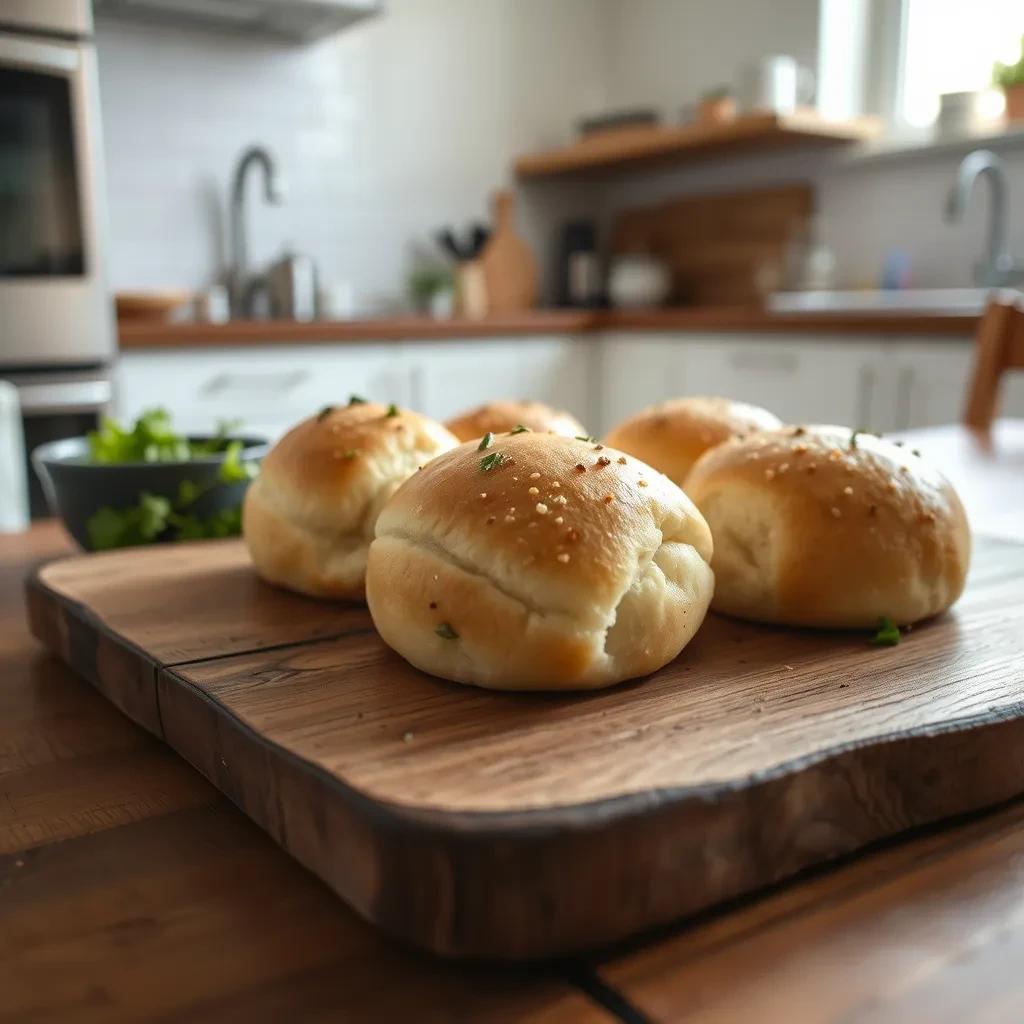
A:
<box><xmin>228</xmin><ymin>145</ymin><xmax>285</xmax><ymax>316</ymax></box>
<box><xmin>944</xmin><ymin>149</ymin><xmax>1024</xmax><ymax>288</ymax></box>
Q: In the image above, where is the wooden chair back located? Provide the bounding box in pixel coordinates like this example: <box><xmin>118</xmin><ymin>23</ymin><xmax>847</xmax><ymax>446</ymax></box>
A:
<box><xmin>964</xmin><ymin>293</ymin><xmax>1024</xmax><ymax>430</ymax></box>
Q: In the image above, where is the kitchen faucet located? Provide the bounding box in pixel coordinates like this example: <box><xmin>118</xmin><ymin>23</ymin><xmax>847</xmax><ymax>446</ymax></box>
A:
<box><xmin>944</xmin><ymin>149</ymin><xmax>1024</xmax><ymax>288</ymax></box>
<box><xmin>228</xmin><ymin>145</ymin><xmax>285</xmax><ymax>316</ymax></box>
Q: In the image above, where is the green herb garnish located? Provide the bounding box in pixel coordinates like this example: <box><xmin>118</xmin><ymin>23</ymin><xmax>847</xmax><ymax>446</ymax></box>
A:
<box><xmin>478</xmin><ymin>431</ymin><xmax>494</xmax><ymax>451</ymax></box>
<box><xmin>509</xmin><ymin>424</ymin><xmax>530</xmax><ymax>434</ymax></box>
<box><xmin>575</xmin><ymin>434</ymin><xmax>597</xmax><ymax>443</ymax></box>
<box><xmin>479</xmin><ymin>451</ymin><xmax>507</xmax><ymax>472</ymax></box>
<box><xmin>317</xmin><ymin>405</ymin><xmax>335</xmax><ymax>422</ymax></box>
<box><xmin>348</xmin><ymin>394</ymin><xmax>367</xmax><ymax>406</ymax></box>
<box><xmin>435</xmin><ymin>622</ymin><xmax>459</xmax><ymax>640</ymax></box>
<box><xmin>870</xmin><ymin>616</ymin><xmax>901</xmax><ymax>646</ymax></box>
<box><xmin>849</xmin><ymin>429</ymin><xmax>862</xmax><ymax>450</ymax></box>
<box><xmin>386</xmin><ymin>403</ymin><xmax>399</xmax><ymax>417</ymax></box>
<box><xmin>218</xmin><ymin>439</ymin><xmax>258</xmax><ymax>484</ymax></box>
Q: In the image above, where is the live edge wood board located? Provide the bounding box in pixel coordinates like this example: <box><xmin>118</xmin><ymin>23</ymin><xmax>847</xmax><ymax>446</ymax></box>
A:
<box><xmin>25</xmin><ymin>537</ymin><xmax>1024</xmax><ymax>961</ymax></box>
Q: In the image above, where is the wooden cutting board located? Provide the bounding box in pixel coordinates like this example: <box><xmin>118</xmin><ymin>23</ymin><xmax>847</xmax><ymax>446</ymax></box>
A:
<box><xmin>26</xmin><ymin>537</ymin><xmax>1024</xmax><ymax>960</ymax></box>
<box><xmin>478</xmin><ymin>190</ymin><xmax>539</xmax><ymax>313</ymax></box>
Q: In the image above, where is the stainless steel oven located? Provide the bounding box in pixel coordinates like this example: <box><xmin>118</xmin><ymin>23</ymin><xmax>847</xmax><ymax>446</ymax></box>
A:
<box><xmin>0</xmin><ymin>0</ymin><xmax>114</xmax><ymax>518</ymax></box>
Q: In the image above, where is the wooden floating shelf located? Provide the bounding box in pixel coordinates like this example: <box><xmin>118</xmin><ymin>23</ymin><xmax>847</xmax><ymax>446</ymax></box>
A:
<box><xmin>515</xmin><ymin>111</ymin><xmax>878</xmax><ymax>179</ymax></box>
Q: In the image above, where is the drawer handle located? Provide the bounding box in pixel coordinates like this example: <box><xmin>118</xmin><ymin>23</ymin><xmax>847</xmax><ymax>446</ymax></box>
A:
<box><xmin>729</xmin><ymin>352</ymin><xmax>798</xmax><ymax>373</ymax></box>
<box><xmin>200</xmin><ymin>370</ymin><xmax>310</xmax><ymax>397</ymax></box>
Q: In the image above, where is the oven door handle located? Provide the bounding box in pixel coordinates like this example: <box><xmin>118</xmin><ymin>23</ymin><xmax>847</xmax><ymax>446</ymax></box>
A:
<box><xmin>17</xmin><ymin>380</ymin><xmax>111</xmax><ymax>415</ymax></box>
<box><xmin>0</xmin><ymin>34</ymin><xmax>80</xmax><ymax>75</ymax></box>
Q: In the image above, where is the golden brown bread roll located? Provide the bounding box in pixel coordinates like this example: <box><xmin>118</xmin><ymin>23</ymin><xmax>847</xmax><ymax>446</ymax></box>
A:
<box><xmin>444</xmin><ymin>399</ymin><xmax>586</xmax><ymax>443</ymax></box>
<box><xmin>684</xmin><ymin>425</ymin><xmax>971</xmax><ymax>628</ymax></box>
<box><xmin>365</xmin><ymin>431</ymin><xmax>715</xmax><ymax>690</ymax></box>
<box><xmin>243</xmin><ymin>400</ymin><xmax>458</xmax><ymax>599</ymax></box>
<box><xmin>605</xmin><ymin>396</ymin><xmax>782</xmax><ymax>487</ymax></box>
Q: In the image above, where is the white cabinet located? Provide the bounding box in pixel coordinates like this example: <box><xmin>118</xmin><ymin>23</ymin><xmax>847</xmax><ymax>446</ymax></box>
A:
<box><xmin>116</xmin><ymin>344</ymin><xmax>411</xmax><ymax>439</ymax></box>
<box><xmin>679</xmin><ymin>335</ymin><xmax>888</xmax><ymax>429</ymax></box>
<box><xmin>406</xmin><ymin>336</ymin><xmax>594</xmax><ymax>431</ymax></box>
<box><xmin>597</xmin><ymin>334</ymin><xmax>685</xmax><ymax>434</ymax></box>
<box><xmin>599</xmin><ymin>333</ymin><xmax>889</xmax><ymax>432</ymax></box>
<box><xmin>884</xmin><ymin>337</ymin><xmax>1024</xmax><ymax>430</ymax></box>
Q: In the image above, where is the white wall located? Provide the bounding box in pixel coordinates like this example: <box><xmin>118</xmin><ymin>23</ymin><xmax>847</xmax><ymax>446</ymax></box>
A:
<box><xmin>97</xmin><ymin>0</ymin><xmax>1023</xmax><ymax>303</ymax></box>
<box><xmin>96</xmin><ymin>0</ymin><xmax>611</xmax><ymax>308</ymax></box>
<box><xmin>604</xmin><ymin>0</ymin><xmax>820</xmax><ymax>118</ymax></box>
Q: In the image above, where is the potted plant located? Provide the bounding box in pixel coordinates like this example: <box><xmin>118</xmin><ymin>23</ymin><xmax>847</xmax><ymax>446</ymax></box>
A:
<box><xmin>408</xmin><ymin>262</ymin><xmax>455</xmax><ymax>318</ymax></box>
<box><xmin>994</xmin><ymin>35</ymin><xmax>1024</xmax><ymax>122</ymax></box>
<box><xmin>697</xmin><ymin>86</ymin><xmax>736</xmax><ymax>125</ymax></box>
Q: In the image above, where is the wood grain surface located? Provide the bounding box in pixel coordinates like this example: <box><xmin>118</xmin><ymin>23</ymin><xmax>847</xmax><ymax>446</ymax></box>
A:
<box><xmin>115</xmin><ymin>307</ymin><xmax>978</xmax><ymax>351</ymax></box>
<box><xmin>25</xmin><ymin>532</ymin><xmax>1024</xmax><ymax>960</ymax></box>
<box><xmin>2</xmin><ymin>525</ymin><xmax>612</xmax><ymax>1023</ymax></box>
<box><xmin>514</xmin><ymin>111</ymin><xmax>875</xmax><ymax>178</ymax></box>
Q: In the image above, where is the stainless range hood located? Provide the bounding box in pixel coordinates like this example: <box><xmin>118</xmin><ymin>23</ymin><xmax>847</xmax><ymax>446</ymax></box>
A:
<box><xmin>93</xmin><ymin>0</ymin><xmax>381</xmax><ymax>43</ymax></box>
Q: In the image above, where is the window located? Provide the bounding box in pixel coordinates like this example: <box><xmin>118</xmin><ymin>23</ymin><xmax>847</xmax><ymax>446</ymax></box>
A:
<box><xmin>899</xmin><ymin>0</ymin><xmax>1024</xmax><ymax>127</ymax></box>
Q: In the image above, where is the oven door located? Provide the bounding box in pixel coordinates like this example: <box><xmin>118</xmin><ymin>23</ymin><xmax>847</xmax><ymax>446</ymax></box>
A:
<box><xmin>0</xmin><ymin>32</ymin><xmax>114</xmax><ymax>369</ymax></box>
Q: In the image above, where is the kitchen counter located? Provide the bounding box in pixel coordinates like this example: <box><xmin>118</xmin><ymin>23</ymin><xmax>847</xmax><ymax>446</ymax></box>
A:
<box><xmin>5</xmin><ymin>426</ymin><xmax>1024</xmax><ymax>1022</ymax></box>
<box><xmin>118</xmin><ymin>306</ymin><xmax>980</xmax><ymax>349</ymax></box>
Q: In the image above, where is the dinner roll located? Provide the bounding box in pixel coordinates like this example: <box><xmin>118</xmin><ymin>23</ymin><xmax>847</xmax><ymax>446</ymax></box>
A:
<box><xmin>445</xmin><ymin>399</ymin><xmax>586</xmax><ymax>443</ymax></box>
<box><xmin>605</xmin><ymin>396</ymin><xmax>782</xmax><ymax>487</ymax></box>
<box><xmin>243</xmin><ymin>400</ymin><xmax>458</xmax><ymax>599</ymax></box>
<box><xmin>366</xmin><ymin>432</ymin><xmax>714</xmax><ymax>690</ymax></box>
<box><xmin>685</xmin><ymin>425</ymin><xmax>971</xmax><ymax>628</ymax></box>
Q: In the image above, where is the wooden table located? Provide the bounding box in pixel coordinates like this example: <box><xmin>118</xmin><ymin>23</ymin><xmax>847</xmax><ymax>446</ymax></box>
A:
<box><xmin>3</xmin><ymin>422</ymin><xmax>1023</xmax><ymax>1022</ymax></box>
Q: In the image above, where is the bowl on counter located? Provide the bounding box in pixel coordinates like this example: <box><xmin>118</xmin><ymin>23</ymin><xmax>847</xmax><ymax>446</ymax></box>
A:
<box><xmin>33</xmin><ymin>435</ymin><xmax>268</xmax><ymax>551</ymax></box>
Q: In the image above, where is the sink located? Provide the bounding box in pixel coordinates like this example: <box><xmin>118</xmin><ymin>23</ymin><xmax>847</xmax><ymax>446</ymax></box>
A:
<box><xmin>768</xmin><ymin>288</ymin><xmax>995</xmax><ymax>315</ymax></box>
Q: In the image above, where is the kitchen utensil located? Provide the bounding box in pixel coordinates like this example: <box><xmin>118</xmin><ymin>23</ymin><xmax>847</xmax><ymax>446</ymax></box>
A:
<box><xmin>436</xmin><ymin>228</ymin><xmax>465</xmax><ymax>262</ymax></box>
<box><xmin>607</xmin><ymin>253</ymin><xmax>671</xmax><ymax>309</ymax></box>
<box><xmin>478</xmin><ymin>190</ymin><xmax>539</xmax><ymax>314</ymax></box>
<box><xmin>455</xmin><ymin>260</ymin><xmax>488</xmax><ymax>319</ymax></box>
<box><xmin>556</xmin><ymin>220</ymin><xmax>601</xmax><ymax>308</ymax></box>
<box><xmin>32</xmin><ymin>434</ymin><xmax>267</xmax><ymax>550</ymax></box>
<box><xmin>267</xmin><ymin>250</ymin><xmax>317</xmax><ymax>321</ymax></box>
<box><xmin>0</xmin><ymin>382</ymin><xmax>28</xmax><ymax>533</ymax></box>
<box><xmin>194</xmin><ymin>284</ymin><xmax>230</xmax><ymax>324</ymax></box>
<box><xmin>115</xmin><ymin>290</ymin><xmax>193</xmax><ymax>322</ymax></box>
<box><xmin>29</xmin><ymin>536</ymin><xmax>1024</xmax><ymax>959</ymax></box>
<box><xmin>737</xmin><ymin>55</ymin><xmax>815</xmax><ymax>115</ymax></box>
<box><xmin>470</xmin><ymin>223</ymin><xmax>491</xmax><ymax>257</ymax></box>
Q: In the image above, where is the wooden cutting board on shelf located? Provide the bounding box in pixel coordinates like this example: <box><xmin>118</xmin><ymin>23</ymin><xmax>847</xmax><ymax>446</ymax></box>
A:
<box><xmin>611</xmin><ymin>182</ymin><xmax>813</xmax><ymax>306</ymax></box>
<box><xmin>26</xmin><ymin>537</ymin><xmax>1024</xmax><ymax>961</ymax></box>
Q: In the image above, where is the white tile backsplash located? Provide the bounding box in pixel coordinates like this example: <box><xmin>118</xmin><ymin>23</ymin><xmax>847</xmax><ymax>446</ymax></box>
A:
<box><xmin>95</xmin><ymin>0</ymin><xmax>612</xmax><ymax>308</ymax></box>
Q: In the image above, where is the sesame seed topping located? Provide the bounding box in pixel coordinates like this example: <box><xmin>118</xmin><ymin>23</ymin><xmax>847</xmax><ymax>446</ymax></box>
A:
<box><xmin>603</xmin><ymin>495</ymin><xmax>614</xmax><ymax>504</ymax></box>
<box><xmin>553</xmin><ymin>495</ymin><xmax>568</xmax><ymax>505</ymax></box>
<box><xmin>843</xmin><ymin>486</ymin><xmax>854</xmax><ymax>496</ymax></box>
<box><xmin>575</xmin><ymin>463</ymin><xmax>586</xmax><ymax>473</ymax></box>
<box><xmin>596</xmin><ymin>456</ymin><xmax>611</xmax><ymax>467</ymax></box>
<box><xmin>557</xmin><ymin>553</ymin><xmax>571</xmax><ymax>563</ymax></box>
<box><xmin>479</xmin><ymin>492</ymin><xmax>487</xmax><ymax>499</ymax></box>
<box><xmin>831</xmin><ymin>506</ymin><xmax>842</xmax><ymax>518</ymax></box>
<box><xmin>593</xmin><ymin>444</ymin><xmax>604</xmax><ymax>451</ymax></box>
<box><xmin>617</xmin><ymin>456</ymin><xmax>627</xmax><ymax>465</ymax></box>
<box><xmin>793</xmin><ymin>445</ymin><xmax>808</xmax><ymax>455</ymax></box>
<box><xmin>504</xmin><ymin>515</ymin><xmax>516</xmax><ymax>524</ymax></box>
<box><xmin>528</xmin><ymin>486</ymin><xmax>539</xmax><ymax>495</ymax></box>
<box><xmin>778</xmin><ymin>463</ymin><xmax>790</xmax><ymax>473</ymax></box>
<box><xmin>530</xmin><ymin>471</ymin><xmax>541</xmax><ymax>479</ymax></box>
<box><xmin>512</xmin><ymin>476</ymin><xmax>518</xmax><ymax>482</ymax></box>
<box><xmin>764</xmin><ymin>468</ymin><xmax>776</xmax><ymax>481</ymax></box>
<box><xmin>554</xmin><ymin>516</ymin><xmax>564</xmax><ymax>524</ymax></box>
<box><xmin>638</xmin><ymin>479</ymin><xmax>648</xmax><ymax>487</ymax></box>
<box><xmin>829</xmin><ymin>449</ymin><xmax>842</xmax><ymax>461</ymax></box>
<box><xmin>552</xmin><ymin>481</ymin><xmax>561</xmax><ymax>488</ymax></box>
<box><xmin>536</xmin><ymin>502</ymin><xmax>549</xmax><ymax>514</ymax></box>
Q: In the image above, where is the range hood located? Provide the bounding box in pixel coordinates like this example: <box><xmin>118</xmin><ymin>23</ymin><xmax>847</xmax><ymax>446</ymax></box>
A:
<box><xmin>93</xmin><ymin>0</ymin><xmax>381</xmax><ymax>43</ymax></box>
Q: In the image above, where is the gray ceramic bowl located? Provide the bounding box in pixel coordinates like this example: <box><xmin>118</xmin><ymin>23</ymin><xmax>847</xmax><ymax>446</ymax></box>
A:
<box><xmin>33</xmin><ymin>434</ymin><xmax>269</xmax><ymax>550</ymax></box>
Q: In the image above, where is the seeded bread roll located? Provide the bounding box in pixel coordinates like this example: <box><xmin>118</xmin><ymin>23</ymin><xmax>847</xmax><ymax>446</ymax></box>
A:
<box><xmin>684</xmin><ymin>425</ymin><xmax>971</xmax><ymax>628</ymax></box>
<box><xmin>243</xmin><ymin>401</ymin><xmax>459</xmax><ymax>599</ymax></box>
<box><xmin>605</xmin><ymin>396</ymin><xmax>782</xmax><ymax>487</ymax></box>
<box><xmin>366</xmin><ymin>433</ymin><xmax>715</xmax><ymax>691</ymax></box>
<box><xmin>445</xmin><ymin>400</ymin><xmax>586</xmax><ymax>443</ymax></box>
